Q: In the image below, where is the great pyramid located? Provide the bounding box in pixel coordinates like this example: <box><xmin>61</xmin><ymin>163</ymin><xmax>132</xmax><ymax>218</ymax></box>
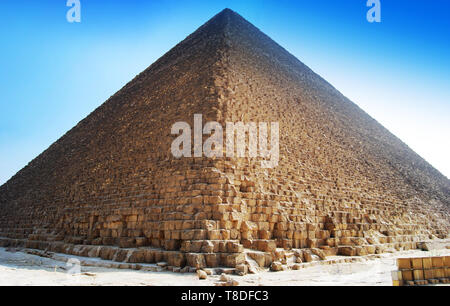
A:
<box><xmin>1</xmin><ymin>9</ymin><xmax>449</xmax><ymax>269</ymax></box>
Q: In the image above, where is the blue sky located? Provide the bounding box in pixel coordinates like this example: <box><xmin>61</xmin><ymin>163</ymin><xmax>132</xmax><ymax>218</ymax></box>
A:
<box><xmin>0</xmin><ymin>0</ymin><xmax>449</xmax><ymax>184</ymax></box>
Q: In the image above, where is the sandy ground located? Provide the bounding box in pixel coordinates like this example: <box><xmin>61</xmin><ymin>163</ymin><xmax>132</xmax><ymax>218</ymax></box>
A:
<box><xmin>0</xmin><ymin>247</ymin><xmax>448</xmax><ymax>286</ymax></box>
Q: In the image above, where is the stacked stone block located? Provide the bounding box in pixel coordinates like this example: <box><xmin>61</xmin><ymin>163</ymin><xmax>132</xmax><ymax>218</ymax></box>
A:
<box><xmin>394</xmin><ymin>256</ymin><xmax>450</xmax><ymax>286</ymax></box>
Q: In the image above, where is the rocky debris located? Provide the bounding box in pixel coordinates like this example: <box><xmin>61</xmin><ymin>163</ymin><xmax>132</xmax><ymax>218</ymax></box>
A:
<box><xmin>216</xmin><ymin>273</ymin><xmax>239</xmax><ymax>286</ymax></box>
<box><xmin>196</xmin><ymin>269</ymin><xmax>208</xmax><ymax>280</ymax></box>
<box><xmin>203</xmin><ymin>268</ymin><xmax>213</xmax><ymax>275</ymax></box>
<box><xmin>248</xmin><ymin>265</ymin><xmax>259</xmax><ymax>274</ymax></box>
<box><xmin>291</xmin><ymin>264</ymin><xmax>302</xmax><ymax>270</ymax></box>
<box><xmin>270</xmin><ymin>262</ymin><xmax>286</xmax><ymax>272</ymax></box>
<box><xmin>274</xmin><ymin>249</ymin><xmax>286</xmax><ymax>264</ymax></box>
<box><xmin>338</xmin><ymin>247</ymin><xmax>356</xmax><ymax>257</ymax></box>
<box><xmin>303</xmin><ymin>250</ymin><xmax>319</xmax><ymax>263</ymax></box>
<box><xmin>180</xmin><ymin>266</ymin><xmax>190</xmax><ymax>273</ymax></box>
<box><xmin>235</xmin><ymin>263</ymin><xmax>248</xmax><ymax>276</ymax></box>
<box><xmin>247</xmin><ymin>252</ymin><xmax>266</xmax><ymax>268</ymax></box>
<box><xmin>417</xmin><ymin>240</ymin><xmax>450</xmax><ymax>251</ymax></box>
<box><xmin>214</xmin><ymin>268</ymin><xmax>235</xmax><ymax>275</ymax></box>
<box><xmin>81</xmin><ymin>272</ymin><xmax>96</xmax><ymax>277</ymax></box>
<box><xmin>311</xmin><ymin>248</ymin><xmax>327</xmax><ymax>260</ymax></box>
<box><xmin>245</xmin><ymin>253</ymin><xmax>264</xmax><ymax>274</ymax></box>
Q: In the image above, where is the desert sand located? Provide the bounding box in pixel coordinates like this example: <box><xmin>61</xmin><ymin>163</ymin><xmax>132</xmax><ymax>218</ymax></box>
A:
<box><xmin>1</xmin><ymin>247</ymin><xmax>448</xmax><ymax>286</ymax></box>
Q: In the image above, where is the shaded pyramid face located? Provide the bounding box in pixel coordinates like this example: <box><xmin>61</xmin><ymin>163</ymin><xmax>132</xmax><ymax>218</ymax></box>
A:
<box><xmin>0</xmin><ymin>9</ymin><xmax>449</xmax><ymax>268</ymax></box>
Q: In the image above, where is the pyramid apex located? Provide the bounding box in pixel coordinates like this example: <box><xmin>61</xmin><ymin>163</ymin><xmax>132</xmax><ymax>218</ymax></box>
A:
<box><xmin>211</xmin><ymin>8</ymin><xmax>245</xmax><ymax>23</ymax></box>
<box><xmin>219</xmin><ymin>8</ymin><xmax>236</xmax><ymax>15</ymax></box>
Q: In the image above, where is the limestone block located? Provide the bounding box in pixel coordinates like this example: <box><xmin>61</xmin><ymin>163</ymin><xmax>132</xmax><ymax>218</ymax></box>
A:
<box><xmin>186</xmin><ymin>253</ymin><xmax>206</xmax><ymax>269</ymax></box>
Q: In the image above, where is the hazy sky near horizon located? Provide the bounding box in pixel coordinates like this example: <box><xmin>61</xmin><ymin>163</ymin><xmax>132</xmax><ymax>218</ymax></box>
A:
<box><xmin>0</xmin><ymin>0</ymin><xmax>449</xmax><ymax>185</ymax></box>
